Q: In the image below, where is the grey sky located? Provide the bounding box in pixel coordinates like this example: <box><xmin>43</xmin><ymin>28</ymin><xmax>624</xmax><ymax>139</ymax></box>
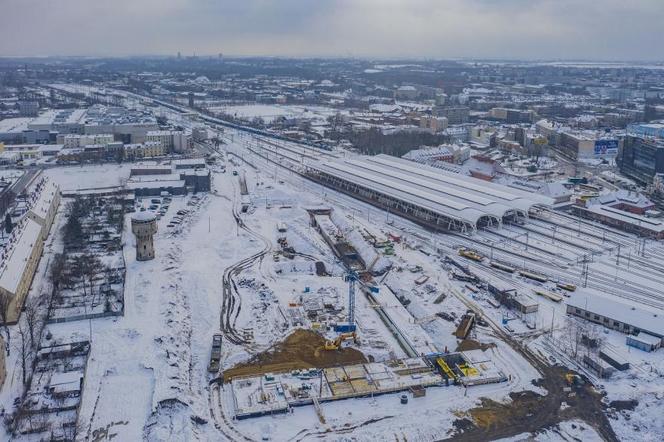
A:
<box><xmin>1</xmin><ymin>0</ymin><xmax>662</xmax><ymax>60</ymax></box>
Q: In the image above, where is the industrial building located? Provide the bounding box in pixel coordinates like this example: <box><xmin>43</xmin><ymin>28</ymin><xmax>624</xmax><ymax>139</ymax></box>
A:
<box><xmin>0</xmin><ymin>117</ymin><xmax>35</xmax><ymax>144</ymax></box>
<box><xmin>306</xmin><ymin>154</ymin><xmax>553</xmax><ymax>233</ymax></box>
<box><xmin>566</xmin><ymin>295</ymin><xmax>664</xmax><ymax>347</ymax></box>
<box><xmin>127</xmin><ymin>160</ymin><xmax>211</xmax><ymax>196</ymax></box>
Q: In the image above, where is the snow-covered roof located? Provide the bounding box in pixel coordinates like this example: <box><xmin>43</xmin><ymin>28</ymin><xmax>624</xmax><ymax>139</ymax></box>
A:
<box><xmin>0</xmin><ymin>218</ymin><xmax>42</xmax><ymax>296</ymax></box>
<box><xmin>311</xmin><ymin>154</ymin><xmax>553</xmax><ymax>230</ymax></box>
<box><xmin>568</xmin><ymin>295</ymin><xmax>664</xmax><ymax>338</ymax></box>
<box><xmin>583</xmin><ymin>204</ymin><xmax>664</xmax><ymax>233</ymax></box>
<box><xmin>131</xmin><ymin>211</ymin><xmax>157</xmax><ymax>222</ymax></box>
<box><xmin>127</xmin><ymin>180</ymin><xmax>185</xmax><ymax>190</ymax></box>
<box><xmin>129</xmin><ymin>173</ymin><xmax>182</xmax><ymax>182</ymax></box>
<box><xmin>629</xmin><ymin>332</ymin><xmax>662</xmax><ymax>346</ymax></box>
<box><xmin>28</xmin><ymin>179</ymin><xmax>59</xmax><ymax>221</ymax></box>
<box><xmin>595</xmin><ymin>190</ymin><xmax>653</xmax><ymax>208</ymax></box>
<box><xmin>0</xmin><ymin>117</ymin><xmax>32</xmax><ymax>133</ymax></box>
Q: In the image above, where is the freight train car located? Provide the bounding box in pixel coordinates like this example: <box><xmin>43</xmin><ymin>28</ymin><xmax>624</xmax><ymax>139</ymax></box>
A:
<box><xmin>532</xmin><ymin>289</ymin><xmax>563</xmax><ymax>303</ymax></box>
<box><xmin>518</xmin><ymin>269</ymin><xmax>548</xmax><ymax>283</ymax></box>
<box><xmin>556</xmin><ymin>282</ymin><xmax>577</xmax><ymax>292</ymax></box>
<box><xmin>458</xmin><ymin>248</ymin><xmax>484</xmax><ymax>262</ymax></box>
<box><xmin>490</xmin><ymin>261</ymin><xmax>516</xmax><ymax>273</ymax></box>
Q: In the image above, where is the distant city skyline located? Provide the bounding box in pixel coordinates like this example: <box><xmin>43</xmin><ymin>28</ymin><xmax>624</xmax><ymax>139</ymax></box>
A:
<box><xmin>1</xmin><ymin>0</ymin><xmax>663</xmax><ymax>61</ymax></box>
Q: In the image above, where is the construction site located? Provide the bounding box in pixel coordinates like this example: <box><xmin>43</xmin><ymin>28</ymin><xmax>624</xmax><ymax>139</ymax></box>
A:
<box><xmin>194</xmin><ymin>129</ymin><xmax>659</xmax><ymax>442</ymax></box>
<box><xmin>4</xmin><ymin>84</ymin><xmax>661</xmax><ymax>442</ymax></box>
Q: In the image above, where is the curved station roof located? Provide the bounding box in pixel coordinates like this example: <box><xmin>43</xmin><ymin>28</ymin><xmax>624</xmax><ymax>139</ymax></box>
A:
<box><xmin>308</xmin><ymin>154</ymin><xmax>554</xmax><ymax>231</ymax></box>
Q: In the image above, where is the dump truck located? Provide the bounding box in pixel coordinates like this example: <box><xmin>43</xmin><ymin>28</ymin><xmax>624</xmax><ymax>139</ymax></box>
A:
<box><xmin>208</xmin><ymin>333</ymin><xmax>223</xmax><ymax>373</ymax></box>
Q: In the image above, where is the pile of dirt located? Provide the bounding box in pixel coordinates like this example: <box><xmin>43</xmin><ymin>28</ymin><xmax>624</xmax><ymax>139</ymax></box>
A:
<box><xmin>468</xmin><ymin>391</ymin><xmax>545</xmax><ymax>431</ymax></box>
<box><xmin>455</xmin><ymin>339</ymin><xmax>496</xmax><ymax>352</ymax></box>
<box><xmin>223</xmin><ymin>329</ymin><xmax>367</xmax><ymax>381</ymax></box>
<box><xmin>453</xmin><ymin>366</ymin><xmax>619</xmax><ymax>442</ymax></box>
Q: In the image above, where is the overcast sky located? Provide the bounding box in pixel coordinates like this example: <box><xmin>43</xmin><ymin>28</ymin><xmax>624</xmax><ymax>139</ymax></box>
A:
<box><xmin>1</xmin><ymin>0</ymin><xmax>662</xmax><ymax>61</ymax></box>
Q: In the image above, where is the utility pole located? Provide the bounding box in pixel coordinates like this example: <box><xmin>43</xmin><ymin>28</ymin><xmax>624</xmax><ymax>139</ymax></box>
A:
<box><xmin>550</xmin><ymin>307</ymin><xmax>555</xmax><ymax>336</ymax></box>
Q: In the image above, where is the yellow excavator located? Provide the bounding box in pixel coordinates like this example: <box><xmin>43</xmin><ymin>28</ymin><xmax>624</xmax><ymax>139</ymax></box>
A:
<box><xmin>324</xmin><ymin>332</ymin><xmax>358</xmax><ymax>350</ymax></box>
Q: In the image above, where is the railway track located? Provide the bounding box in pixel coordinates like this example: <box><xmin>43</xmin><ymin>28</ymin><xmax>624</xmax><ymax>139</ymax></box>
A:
<box><xmin>505</xmin><ymin>221</ymin><xmax>608</xmax><ymax>255</ymax></box>
<box><xmin>537</xmin><ymin>210</ymin><xmax>633</xmax><ymax>244</ymax></box>
<box><xmin>449</xmin><ymin>230</ymin><xmax>664</xmax><ymax>310</ymax></box>
<box><xmin>527</xmin><ymin>217</ymin><xmax>621</xmax><ymax>249</ymax></box>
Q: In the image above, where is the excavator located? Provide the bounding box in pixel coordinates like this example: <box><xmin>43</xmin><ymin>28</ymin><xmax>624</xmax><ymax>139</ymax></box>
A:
<box><xmin>324</xmin><ymin>332</ymin><xmax>358</xmax><ymax>350</ymax></box>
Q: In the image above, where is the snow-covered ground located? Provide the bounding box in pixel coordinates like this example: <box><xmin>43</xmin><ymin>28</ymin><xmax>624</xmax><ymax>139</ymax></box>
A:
<box><xmin>3</xmin><ymin>91</ymin><xmax>662</xmax><ymax>440</ymax></box>
<box><xmin>44</xmin><ymin>163</ymin><xmax>136</xmax><ymax>191</ymax></box>
<box><xmin>1</xmin><ymin>155</ymin><xmax>539</xmax><ymax>440</ymax></box>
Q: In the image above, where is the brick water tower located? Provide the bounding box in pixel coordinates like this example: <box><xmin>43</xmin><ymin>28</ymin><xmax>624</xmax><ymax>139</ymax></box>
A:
<box><xmin>131</xmin><ymin>212</ymin><xmax>158</xmax><ymax>261</ymax></box>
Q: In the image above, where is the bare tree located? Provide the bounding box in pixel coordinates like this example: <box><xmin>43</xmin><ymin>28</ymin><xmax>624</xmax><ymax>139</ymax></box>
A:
<box><xmin>49</xmin><ymin>254</ymin><xmax>66</xmax><ymax>290</ymax></box>
<box><xmin>23</xmin><ymin>296</ymin><xmax>44</xmax><ymax>350</ymax></box>
<box><xmin>82</xmin><ymin>254</ymin><xmax>103</xmax><ymax>304</ymax></box>
<box><xmin>562</xmin><ymin>316</ymin><xmax>585</xmax><ymax>359</ymax></box>
<box><xmin>71</xmin><ymin>255</ymin><xmax>87</xmax><ymax>296</ymax></box>
<box><xmin>16</xmin><ymin>322</ymin><xmax>32</xmax><ymax>387</ymax></box>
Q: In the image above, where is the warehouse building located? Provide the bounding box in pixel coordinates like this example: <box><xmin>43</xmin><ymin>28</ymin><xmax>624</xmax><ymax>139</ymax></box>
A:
<box><xmin>566</xmin><ymin>295</ymin><xmax>664</xmax><ymax>348</ymax></box>
<box><xmin>127</xmin><ymin>160</ymin><xmax>211</xmax><ymax>195</ymax></box>
<box><xmin>306</xmin><ymin>154</ymin><xmax>553</xmax><ymax>233</ymax></box>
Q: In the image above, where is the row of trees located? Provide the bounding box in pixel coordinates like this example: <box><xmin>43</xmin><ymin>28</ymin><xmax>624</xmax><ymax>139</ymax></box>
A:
<box><xmin>63</xmin><ymin>197</ymin><xmax>125</xmax><ymax>249</ymax></box>
<box><xmin>50</xmin><ymin>253</ymin><xmax>108</xmax><ymax>304</ymax></box>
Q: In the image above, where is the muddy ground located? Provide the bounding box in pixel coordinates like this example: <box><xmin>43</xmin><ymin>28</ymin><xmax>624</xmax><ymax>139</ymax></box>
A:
<box><xmin>223</xmin><ymin>329</ymin><xmax>367</xmax><ymax>381</ymax></box>
<box><xmin>449</xmin><ymin>357</ymin><xmax>619</xmax><ymax>441</ymax></box>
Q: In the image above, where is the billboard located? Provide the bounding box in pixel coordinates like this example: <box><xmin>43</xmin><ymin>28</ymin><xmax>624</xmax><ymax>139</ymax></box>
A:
<box><xmin>594</xmin><ymin>139</ymin><xmax>618</xmax><ymax>155</ymax></box>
